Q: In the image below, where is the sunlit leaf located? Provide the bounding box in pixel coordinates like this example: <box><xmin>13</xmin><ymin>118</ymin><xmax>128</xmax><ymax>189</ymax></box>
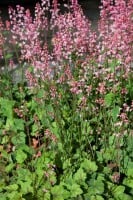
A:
<box><xmin>15</xmin><ymin>149</ymin><xmax>27</xmax><ymax>164</ymax></box>
<box><xmin>81</xmin><ymin>159</ymin><xmax>98</xmax><ymax>173</ymax></box>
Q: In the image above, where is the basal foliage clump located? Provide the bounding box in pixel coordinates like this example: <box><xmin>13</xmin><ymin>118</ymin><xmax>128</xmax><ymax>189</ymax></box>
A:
<box><xmin>0</xmin><ymin>0</ymin><xmax>133</xmax><ymax>199</ymax></box>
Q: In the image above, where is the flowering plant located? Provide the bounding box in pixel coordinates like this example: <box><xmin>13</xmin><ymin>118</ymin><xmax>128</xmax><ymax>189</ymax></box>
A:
<box><xmin>0</xmin><ymin>0</ymin><xmax>133</xmax><ymax>199</ymax></box>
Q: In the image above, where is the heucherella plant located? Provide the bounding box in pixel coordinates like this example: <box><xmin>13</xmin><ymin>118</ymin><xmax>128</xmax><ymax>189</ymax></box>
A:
<box><xmin>0</xmin><ymin>0</ymin><xmax>133</xmax><ymax>199</ymax></box>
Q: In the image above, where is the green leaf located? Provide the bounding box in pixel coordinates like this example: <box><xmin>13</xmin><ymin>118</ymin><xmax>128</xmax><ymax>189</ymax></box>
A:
<box><xmin>18</xmin><ymin>144</ymin><xmax>33</xmax><ymax>155</ymax></box>
<box><xmin>5</xmin><ymin>53</ymin><xmax>13</xmax><ymax>60</ymax></box>
<box><xmin>50</xmin><ymin>121</ymin><xmax>59</xmax><ymax>137</ymax></box>
<box><xmin>1</xmin><ymin>135</ymin><xmax>9</xmax><ymax>144</ymax></box>
<box><xmin>0</xmin><ymin>193</ymin><xmax>7</xmax><ymax>200</ymax></box>
<box><xmin>5</xmin><ymin>163</ymin><xmax>15</xmax><ymax>173</ymax></box>
<box><xmin>42</xmin><ymin>191</ymin><xmax>51</xmax><ymax>200</ymax></box>
<box><xmin>109</xmin><ymin>59</ymin><xmax>120</xmax><ymax>73</ymax></box>
<box><xmin>88</xmin><ymin>179</ymin><xmax>104</xmax><ymax>195</ymax></box>
<box><xmin>11</xmin><ymin>132</ymin><xmax>26</xmax><ymax>145</ymax></box>
<box><xmin>49</xmin><ymin>173</ymin><xmax>57</xmax><ymax>185</ymax></box>
<box><xmin>5</xmin><ymin>118</ymin><xmax>14</xmax><ymax>130</ymax></box>
<box><xmin>90</xmin><ymin>195</ymin><xmax>104</xmax><ymax>200</ymax></box>
<box><xmin>81</xmin><ymin>159</ymin><xmax>98</xmax><ymax>173</ymax></box>
<box><xmin>15</xmin><ymin>149</ymin><xmax>27</xmax><ymax>164</ymax></box>
<box><xmin>37</xmin><ymin>89</ymin><xmax>45</xmax><ymax>98</ymax></box>
<box><xmin>5</xmin><ymin>184</ymin><xmax>18</xmax><ymax>191</ymax></box>
<box><xmin>0</xmin><ymin>98</ymin><xmax>14</xmax><ymax>118</ymax></box>
<box><xmin>127</xmin><ymin>136</ymin><xmax>133</xmax><ymax>153</ymax></box>
<box><xmin>103</xmin><ymin>167</ymin><xmax>111</xmax><ymax>175</ymax></box>
<box><xmin>14</xmin><ymin>119</ymin><xmax>25</xmax><ymax>131</ymax></box>
<box><xmin>28</xmin><ymin>99</ymin><xmax>38</xmax><ymax>111</ymax></box>
<box><xmin>123</xmin><ymin>178</ymin><xmax>133</xmax><ymax>189</ymax></box>
<box><xmin>63</xmin><ymin>158</ymin><xmax>71</xmax><ymax>170</ymax></box>
<box><xmin>104</xmin><ymin>93</ymin><xmax>115</xmax><ymax>107</ymax></box>
<box><xmin>109</xmin><ymin>135</ymin><xmax>115</xmax><ymax>146</ymax></box>
<box><xmin>74</xmin><ymin>168</ymin><xmax>86</xmax><ymax>184</ymax></box>
<box><xmin>112</xmin><ymin>186</ymin><xmax>132</xmax><ymax>200</ymax></box>
<box><xmin>18</xmin><ymin>181</ymin><xmax>33</xmax><ymax>195</ymax></box>
<box><xmin>31</xmin><ymin>123</ymin><xmax>39</xmax><ymax>136</ymax></box>
<box><xmin>120</xmin><ymin>194</ymin><xmax>133</xmax><ymax>200</ymax></box>
<box><xmin>111</xmin><ymin>106</ymin><xmax>120</xmax><ymax>122</ymax></box>
<box><xmin>69</xmin><ymin>183</ymin><xmax>83</xmax><ymax>198</ymax></box>
<box><xmin>102</xmin><ymin>148</ymin><xmax>115</xmax><ymax>162</ymax></box>
<box><xmin>34</xmin><ymin>168</ymin><xmax>44</xmax><ymax>187</ymax></box>
<box><xmin>7</xmin><ymin>191</ymin><xmax>24</xmax><ymax>200</ymax></box>
<box><xmin>126</xmin><ymin>168</ymin><xmax>133</xmax><ymax>178</ymax></box>
<box><xmin>113</xmin><ymin>185</ymin><xmax>125</xmax><ymax>199</ymax></box>
<box><xmin>51</xmin><ymin>185</ymin><xmax>69</xmax><ymax>200</ymax></box>
<box><xmin>17</xmin><ymin>168</ymin><xmax>32</xmax><ymax>182</ymax></box>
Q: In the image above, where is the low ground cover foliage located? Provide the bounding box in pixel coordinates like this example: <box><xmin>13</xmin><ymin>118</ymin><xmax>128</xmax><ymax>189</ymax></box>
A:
<box><xmin>0</xmin><ymin>0</ymin><xmax>133</xmax><ymax>199</ymax></box>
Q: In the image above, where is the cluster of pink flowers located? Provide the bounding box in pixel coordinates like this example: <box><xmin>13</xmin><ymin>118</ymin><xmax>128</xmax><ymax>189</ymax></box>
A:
<box><xmin>0</xmin><ymin>0</ymin><xmax>132</xmax><ymax>85</ymax></box>
<box><xmin>98</xmin><ymin>0</ymin><xmax>133</xmax><ymax>74</ymax></box>
<box><xmin>4</xmin><ymin>0</ymin><xmax>97</xmax><ymax>82</ymax></box>
<box><xmin>52</xmin><ymin>3</ymin><xmax>95</xmax><ymax>62</ymax></box>
<box><xmin>8</xmin><ymin>2</ymin><xmax>52</xmax><ymax>81</ymax></box>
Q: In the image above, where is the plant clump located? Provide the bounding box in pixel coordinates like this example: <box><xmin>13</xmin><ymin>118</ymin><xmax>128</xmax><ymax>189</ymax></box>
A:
<box><xmin>0</xmin><ymin>0</ymin><xmax>133</xmax><ymax>199</ymax></box>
